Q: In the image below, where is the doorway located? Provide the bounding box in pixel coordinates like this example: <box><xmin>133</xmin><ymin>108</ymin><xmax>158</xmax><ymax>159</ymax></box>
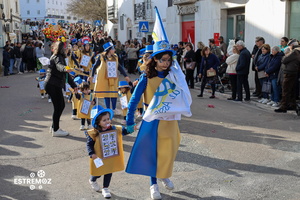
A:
<box><xmin>181</xmin><ymin>14</ymin><xmax>195</xmax><ymax>45</ymax></box>
<box><xmin>226</xmin><ymin>7</ymin><xmax>245</xmax><ymax>43</ymax></box>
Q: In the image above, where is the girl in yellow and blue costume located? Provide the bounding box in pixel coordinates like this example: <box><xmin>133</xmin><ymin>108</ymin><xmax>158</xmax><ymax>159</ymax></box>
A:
<box><xmin>85</xmin><ymin>105</ymin><xmax>130</xmax><ymax>198</ymax></box>
<box><xmin>92</xmin><ymin>42</ymin><xmax>130</xmax><ymax>112</ymax></box>
<box><xmin>126</xmin><ymin>40</ymin><xmax>184</xmax><ymax>199</ymax></box>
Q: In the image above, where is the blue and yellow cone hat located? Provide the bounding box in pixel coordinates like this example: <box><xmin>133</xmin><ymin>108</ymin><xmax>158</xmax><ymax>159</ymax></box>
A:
<box><xmin>150</xmin><ymin>7</ymin><xmax>175</xmax><ymax>58</ymax></box>
<box><xmin>91</xmin><ymin>105</ymin><xmax>114</xmax><ymax>128</ymax></box>
<box><xmin>118</xmin><ymin>81</ymin><xmax>130</xmax><ymax>89</ymax></box>
<box><xmin>150</xmin><ymin>40</ymin><xmax>175</xmax><ymax>58</ymax></box>
<box><xmin>39</xmin><ymin>69</ymin><xmax>46</xmax><ymax>74</ymax></box>
<box><xmin>139</xmin><ymin>48</ymin><xmax>146</xmax><ymax>58</ymax></box>
<box><xmin>103</xmin><ymin>42</ymin><xmax>114</xmax><ymax>51</ymax></box>
<box><xmin>74</xmin><ymin>77</ymin><xmax>83</xmax><ymax>85</ymax></box>
<box><xmin>145</xmin><ymin>45</ymin><xmax>153</xmax><ymax>53</ymax></box>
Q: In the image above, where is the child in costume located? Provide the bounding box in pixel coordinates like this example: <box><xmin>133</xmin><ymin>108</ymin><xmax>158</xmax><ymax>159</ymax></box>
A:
<box><xmin>86</xmin><ymin>106</ymin><xmax>130</xmax><ymax>198</ymax></box>
<box><xmin>125</xmin><ymin>14</ymin><xmax>192</xmax><ymax>198</ymax></box>
<box><xmin>92</xmin><ymin>42</ymin><xmax>131</xmax><ymax>115</ymax></box>
<box><xmin>79</xmin><ymin>43</ymin><xmax>94</xmax><ymax>82</ymax></box>
<box><xmin>68</xmin><ymin>76</ymin><xmax>82</xmax><ymax>120</ymax></box>
<box><xmin>64</xmin><ymin>71</ymin><xmax>75</xmax><ymax>99</ymax></box>
<box><xmin>36</xmin><ymin>69</ymin><xmax>47</xmax><ymax>98</ymax></box>
<box><xmin>76</xmin><ymin>82</ymin><xmax>95</xmax><ymax>130</ymax></box>
<box><xmin>138</xmin><ymin>45</ymin><xmax>153</xmax><ymax>74</ymax></box>
<box><xmin>118</xmin><ymin>81</ymin><xmax>132</xmax><ymax>125</ymax></box>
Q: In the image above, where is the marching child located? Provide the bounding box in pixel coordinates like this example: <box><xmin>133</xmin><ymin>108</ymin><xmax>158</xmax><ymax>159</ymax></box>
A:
<box><xmin>68</xmin><ymin>76</ymin><xmax>82</xmax><ymax>120</ymax></box>
<box><xmin>118</xmin><ymin>81</ymin><xmax>132</xmax><ymax>125</ymax></box>
<box><xmin>86</xmin><ymin>105</ymin><xmax>130</xmax><ymax>198</ymax></box>
<box><xmin>76</xmin><ymin>82</ymin><xmax>95</xmax><ymax>130</ymax></box>
<box><xmin>36</xmin><ymin>69</ymin><xmax>47</xmax><ymax>99</ymax></box>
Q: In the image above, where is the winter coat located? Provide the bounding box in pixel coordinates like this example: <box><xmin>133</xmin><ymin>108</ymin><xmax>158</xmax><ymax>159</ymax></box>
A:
<box><xmin>282</xmin><ymin>46</ymin><xmax>300</xmax><ymax>75</ymax></box>
<box><xmin>265</xmin><ymin>51</ymin><xmax>284</xmax><ymax>80</ymax></box>
<box><xmin>225</xmin><ymin>53</ymin><xmax>239</xmax><ymax>74</ymax></box>
<box><xmin>44</xmin><ymin>54</ymin><xmax>77</xmax><ymax>89</ymax></box>
<box><xmin>199</xmin><ymin>53</ymin><xmax>220</xmax><ymax>75</ymax></box>
<box><xmin>236</xmin><ymin>47</ymin><xmax>251</xmax><ymax>75</ymax></box>
<box><xmin>256</xmin><ymin>53</ymin><xmax>270</xmax><ymax>71</ymax></box>
<box><xmin>126</xmin><ymin>47</ymin><xmax>139</xmax><ymax>60</ymax></box>
<box><xmin>2</xmin><ymin>50</ymin><xmax>10</xmax><ymax>67</ymax></box>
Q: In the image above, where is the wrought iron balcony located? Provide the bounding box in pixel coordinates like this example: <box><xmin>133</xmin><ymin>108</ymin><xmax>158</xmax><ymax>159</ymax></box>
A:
<box><xmin>108</xmin><ymin>4</ymin><xmax>118</xmax><ymax>23</ymax></box>
<box><xmin>173</xmin><ymin>0</ymin><xmax>198</xmax><ymax>5</ymax></box>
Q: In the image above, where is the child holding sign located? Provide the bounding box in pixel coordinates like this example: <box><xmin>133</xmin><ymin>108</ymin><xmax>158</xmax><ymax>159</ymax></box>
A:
<box><xmin>80</xmin><ymin>43</ymin><xmax>94</xmax><ymax>82</ymax></box>
<box><xmin>118</xmin><ymin>81</ymin><xmax>133</xmax><ymax>124</ymax></box>
<box><xmin>75</xmin><ymin>82</ymin><xmax>95</xmax><ymax>130</ymax></box>
<box><xmin>36</xmin><ymin>69</ymin><xmax>47</xmax><ymax>98</ymax></box>
<box><xmin>85</xmin><ymin>106</ymin><xmax>130</xmax><ymax>198</ymax></box>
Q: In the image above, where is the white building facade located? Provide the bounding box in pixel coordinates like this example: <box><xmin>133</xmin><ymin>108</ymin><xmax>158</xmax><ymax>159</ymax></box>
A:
<box><xmin>106</xmin><ymin>0</ymin><xmax>300</xmax><ymax>88</ymax></box>
<box><xmin>0</xmin><ymin>0</ymin><xmax>22</xmax><ymax>46</ymax></box>
<box><xmin>19</xmin><ymin>0</ymin><xmax>78</xmax><ymax>24</ymax></box>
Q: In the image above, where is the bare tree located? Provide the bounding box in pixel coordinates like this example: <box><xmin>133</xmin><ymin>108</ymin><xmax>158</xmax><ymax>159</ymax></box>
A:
<box><xmin>66</xmin><ymin>0</ymin><xmax>106</xmax><ymax>21</ymax></box>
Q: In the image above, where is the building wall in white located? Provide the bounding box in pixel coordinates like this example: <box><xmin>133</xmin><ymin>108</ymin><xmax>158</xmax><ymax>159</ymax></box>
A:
<box><xmin>19</xmin><ymin>0</ymin><xmax>78</xmax><ymax>23</ymax></box>
<box><xmin>20</xmin><ymin>0</ymin><xmax>46</xmax><ymax>20</ymax></box>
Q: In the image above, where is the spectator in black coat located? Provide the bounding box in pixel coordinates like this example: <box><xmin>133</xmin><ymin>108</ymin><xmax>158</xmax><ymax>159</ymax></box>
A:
<box><xmin>184</xmin><ymin>43</ymin><xmax>196</xmax><ymax>89</ymax></box>
<box><xmin>2</xmin><ymin>46</ymin><xmax>10</xmax><ymax>76</ymax></box>
<box><xmin>44</xmin><ymin>41</ymin><xmax>78</xmax><ymax>137</ymax></box>
<box><xmin>235</xmin><ymin>40</ymin><xmax>251</xmax><ymax>101</ymax></box>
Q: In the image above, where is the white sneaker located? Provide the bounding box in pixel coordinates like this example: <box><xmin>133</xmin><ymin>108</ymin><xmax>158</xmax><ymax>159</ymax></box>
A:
<box><xmin>150</xmin><ymin>184</ymin><xmax>161</xmax><ymax>200</ymax></box>
<box><xmin>52</xmin><ymin>129</ymin><xmax>69</xmax><ymax>137</ymax></box>
<box><xmin>261</xmin><ymin>99</ymin><xmax>270</xmax><ymax>104</ymax></box>
<box><xmin>158</xmin><ymin>178</ymin><xmax>174</xmax><ymax>190</ymax></box>
<box><xmin>121</xmin><ymin>120</ymin><xmax>126</xmax><ymax>125</ymax></box>
<box><xmin>89</xmin><ymin>179</ymin><xmax>100</xmax><ymax>191</ymax></box>
<box><xmin>258</xmin><ymin>98</ymin><xmax>265</xmax><ymax>103</ymax></box>
<box><xmin>267</xmin><ymin>101</ymin><xmax>275</xmax><ymax>105</ymax></box>
<box><xmin>49</xmin><ymin>126</ymin><xmax>53</xmax><ymax>133</ymax></box>
<box><xmin>87</xmin><ymin>125</ymin><xmax>93</xmax><ymax>129</ymax></box>
<box><xmin>71</xmin><ymin>115</ymin><xmax>77</xmax><ymax>120</ymax></box>
<box><xmin>18</xmin><ymin>72</ymin><xmax>23</xmax><ymax>74</ymax></box>
<box><xmin>272</xmin><ymin>102</ymin><xmax>279</xmax><ymax>107</ymax></box>
<box><xmin>41</xmin><ymin>95</ymin><xmax>45</xmax><ymax>99</ymax></box>
<box><xmin>79</xmin><ymin>125</ymin><xmax>85</xmax><ymax>131</ymax></box>
<box><xmin>102</xmin><ymin>188</ymin><xmax>111</xmax><ymax>198</ymax></box>
<box><xmin>48</xmin><ymin>99</ymin><xmax>52</xmax><ymax>103</ymax></box>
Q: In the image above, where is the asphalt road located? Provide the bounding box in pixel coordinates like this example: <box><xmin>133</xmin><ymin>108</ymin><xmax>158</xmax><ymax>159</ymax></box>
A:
<box><xmin>0</xmin><ymin>71</ymin><xmax>300</xmax><ymax>200</ymax></box>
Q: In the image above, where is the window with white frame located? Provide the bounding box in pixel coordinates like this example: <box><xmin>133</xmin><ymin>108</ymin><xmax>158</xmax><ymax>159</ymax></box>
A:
<box><xmin>37</xmin><ymin>10</ymin><xmax>40</xmax><ymax>14</ymax></box>
<box><xmin>27</xmin><ymin>10</ymin><xmax>30</xmax><ymax>15</ymax></box>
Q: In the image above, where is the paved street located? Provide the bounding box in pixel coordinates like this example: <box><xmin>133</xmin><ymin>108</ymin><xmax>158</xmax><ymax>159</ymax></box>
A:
<box><xmin>0</xmin><ymin>71</ymin><xmax>300</xmax><ymax>200</ymax></box>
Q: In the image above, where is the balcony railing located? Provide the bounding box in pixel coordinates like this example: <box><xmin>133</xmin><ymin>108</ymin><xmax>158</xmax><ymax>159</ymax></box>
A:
<box><xmin>173</xmin><ymin>0</ymin><xmax>198</xmax><ymax>5</ymax></box>
<box><xmin>108</xmin><ymin>4</ymin><xmax>118</xmax><ymax>23</ymax></box>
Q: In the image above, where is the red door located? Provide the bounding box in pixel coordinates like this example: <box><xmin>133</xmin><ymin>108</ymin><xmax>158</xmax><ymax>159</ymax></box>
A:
<box><xmin>181</xmin><ymin>21</ymin><xmax>195</xmax><ymax>45</ymax></box>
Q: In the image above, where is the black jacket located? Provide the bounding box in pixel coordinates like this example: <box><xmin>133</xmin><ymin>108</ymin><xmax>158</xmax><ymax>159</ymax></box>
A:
<box><xmin>44</xmin><ymin>54</ymin><xmax>77</xmax><ymax>89</ymax></box>
<box><xmin>282</xmin><ymin>46</ymin><xmax>300</xmax><ymax>75</ymax></box>
<box><xmin>2</xmin><ymin>50</ymin><xmax>10</xmax><ymax>67</ymax></box>
<box><xmin>14</xmin><ymin>46</ymin><xmax>22</xmax><ymax>58</ymax></box>
<box><xmin>236</xmin><ymin>47</ymin><xmax>251</xmax><ymax>75</ymax></box>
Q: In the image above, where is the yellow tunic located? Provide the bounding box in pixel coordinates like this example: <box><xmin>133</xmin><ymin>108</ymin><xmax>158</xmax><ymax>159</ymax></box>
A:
<box><xmin>80</xmin><ymin>51</ymin><xmax>93</xmax><ymax>73</ymax></box>
<box><xmin>145</xmin><ymin>77</ymin><xmax>180</xmax><ymax>178</ymax></box>
<box><xmin>119</xmin><ymin>92</ymin><xmax>132</xmax><ymax>117</ymax></box>
<box><xmin>71</xmin><ymin>93</ymin><xmax>79</xmax><ymax>110</ymax></box>
<box><xmin>87</xmin><ymin>126</ymin><xmax>125</xmax><ymax>176</ymax></box>
<box><xmin>77</xmin><ymin>94</ymin><xmax>93</xmax><ymax>119</ymax></box>
<box><xmin>94</xmin><ymin>53</ymin><xmax>119</xmax><ymax>98</ymax></box>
